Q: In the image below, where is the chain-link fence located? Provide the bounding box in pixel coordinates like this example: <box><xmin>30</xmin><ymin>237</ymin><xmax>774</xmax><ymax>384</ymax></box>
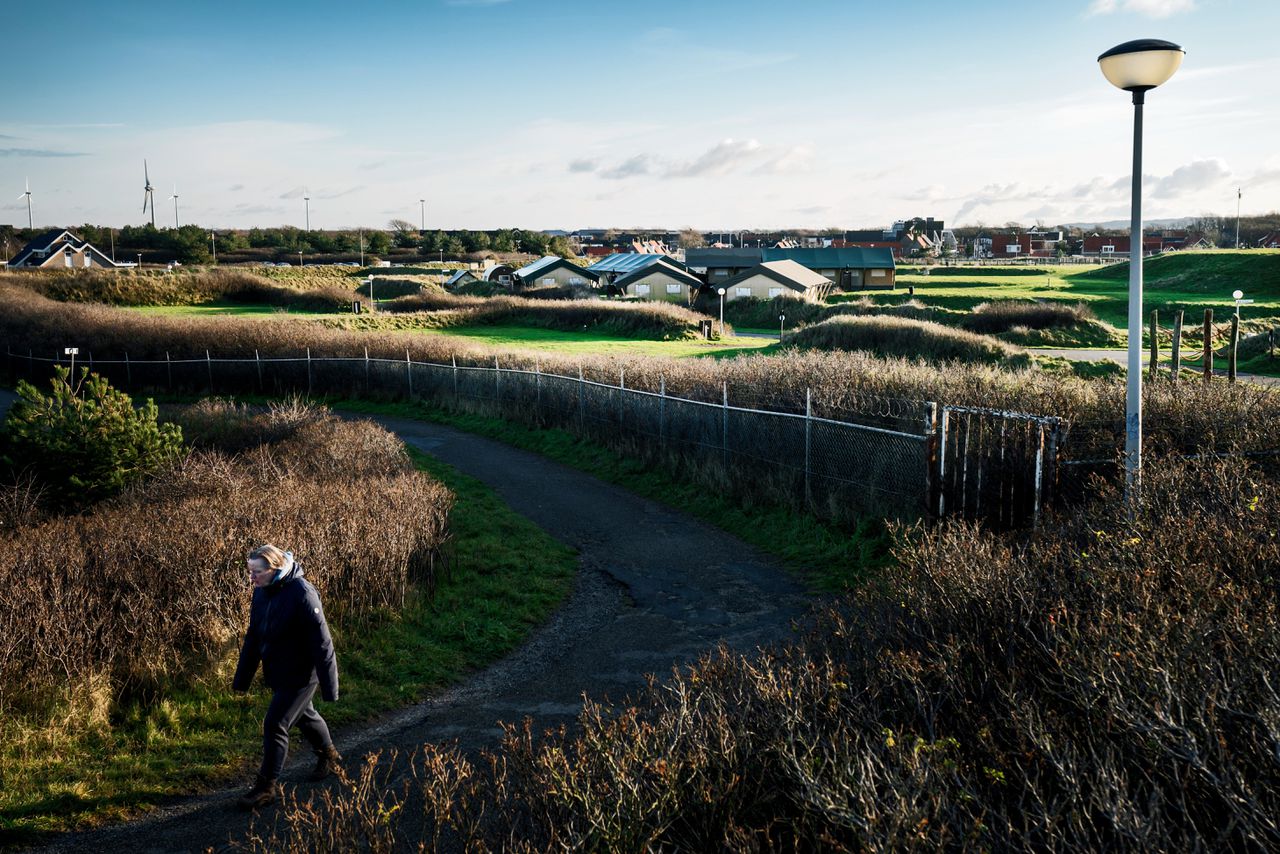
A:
<box><xmin>5</xmin><ymin>347</ymin><xmax>938</xmax><ymax>523</ymax></box>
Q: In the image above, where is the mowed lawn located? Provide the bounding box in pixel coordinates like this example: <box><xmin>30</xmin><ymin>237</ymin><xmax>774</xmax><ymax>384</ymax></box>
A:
<box><xmin>879</xmin><ymin>251</ymin><xmax>1280</xmax><ymax>329</ymax></box>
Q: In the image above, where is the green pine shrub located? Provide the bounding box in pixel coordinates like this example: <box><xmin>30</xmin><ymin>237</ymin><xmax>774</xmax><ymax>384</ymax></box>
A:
<box><xmin>1</xmin><ymin>367</ymin><xmax>183</xmax><ymax>507</ymax></box>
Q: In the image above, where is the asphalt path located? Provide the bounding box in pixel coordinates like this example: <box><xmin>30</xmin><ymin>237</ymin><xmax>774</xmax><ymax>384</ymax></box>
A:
<box><xmin>1030</xmin><ymin>348</ymin><xmax>1280</xmax><ymax>387</ymax></box>
<box><xmin>1</xmin><ymin>389</ymin><xmax>811</xmax><ymax>853</ymax></box>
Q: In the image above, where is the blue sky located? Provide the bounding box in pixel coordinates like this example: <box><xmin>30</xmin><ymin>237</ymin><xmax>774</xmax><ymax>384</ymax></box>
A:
<box><xmin>3</xmin><ymin>0</ymin><xmax>1277</xmax><ymax>231</ymax></box>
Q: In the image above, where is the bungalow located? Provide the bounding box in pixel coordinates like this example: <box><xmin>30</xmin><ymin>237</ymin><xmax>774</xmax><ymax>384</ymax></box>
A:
<box><xmin>484</xmin><ymin>263</ymin><xmax>517</xmax><ymax>286</ymax></box>
<box><xmin>585</xmin><ymin>252</ymin><xmax>672</xmax><ymax>287</ymax></box>
<box><xmin>6</xmin><ymin>229</ymin><xmax>120</xmax><ymax>270</ymax></box>
<box><xmin>444</xmin><ymin>269</ymin><xmax>479</xmax><ymax>289</ymax></box>
<box><xmin>613</xmin><ymin>259</ymin><xmax>703</xmax><ymax>303</ymax></box>
<box><xmin>714</xmin><ymin>260</ymin><xmax>831</xmax><ymax>302</ymax></box>
<box><xmin>1082</xmin><ymin>235</ymin><xmax>1164</xmax><ymax>257</ymax></box>
<box><xmin>761</xmin><ymin>247</ymin><xmax>896</xmax><ymax>290</ymax></box>
<box><xmin>514</xmin><ymin>255</ymin><xmax>601</xmax><ymax>292</ymax></box>
<box><xmin>1256</xmin><ymin>232</ymin><xmax>1280</xmax><ymax>249</ymax></box>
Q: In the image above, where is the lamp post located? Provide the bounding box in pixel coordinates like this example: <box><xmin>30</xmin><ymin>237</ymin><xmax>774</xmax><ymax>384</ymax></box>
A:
<box><xmin>420</xmin><ymin>198</ymin><xmax>426</xmax><ymax>233</ymax></box>
<box><xmin>779</xmin><ymin>313</ymin><xmax>786</xmax><ymax>343</ymax></box>
<box><xmin>210</xmin><ymin>230</ymin><xmax>217</xmax><ymax>265</ymax></box>
<box><xmin>137</xmin><ymin>252</ymin><xmax>142</xmax><ymax>269</ymax></box>
<box><xmin>717</xmin><ymin>287</ymin><xmax>726</xmax><ymax>338</ymax></box>
<box><xmin>1233</xmin><ymin>289</ymin><xmax>1253</xmax><ymax>320</ymax></box>
<box><xmin>1098</xmin><ymin>38</ymin><xmax>1184</xmax><ymax>501</ymax></box>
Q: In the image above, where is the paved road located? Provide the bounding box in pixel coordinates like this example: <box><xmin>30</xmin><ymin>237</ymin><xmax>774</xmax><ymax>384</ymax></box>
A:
<box><xmin>1</xmin><ymin>390</ymin><xmax>810</xmax><ymax>853</ymax></box>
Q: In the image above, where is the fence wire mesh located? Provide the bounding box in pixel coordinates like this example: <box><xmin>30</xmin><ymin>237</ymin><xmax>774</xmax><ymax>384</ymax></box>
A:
<box><xmin>6</xmin><ymin>348</ymin><xmax>938</xmax><ymax>523</ymax></box>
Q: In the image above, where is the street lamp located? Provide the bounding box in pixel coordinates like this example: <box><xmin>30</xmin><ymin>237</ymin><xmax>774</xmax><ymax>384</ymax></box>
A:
<box><xmin>1233</xmin><ymin>289</ymin><xmax>1253</xmax><ymax>320</ymax></box>
<box><xmin>1098</xmin><ymin>37</ymin><xmax>1184</xmax><ymax>501</ymax></box>
<box><xmin>779</xmin><ymin>313</ymin><xmax>786</xmax><ymax>343</ymax></box>
<box><xmin>717</xmin><ymin>287</ymin><xmax>726</xmax><ymax>338</ymax></box>
<box><xmin>210</xmin><ymin>230</ymin><xmax>217</xmax><ymax>265</ymax></box>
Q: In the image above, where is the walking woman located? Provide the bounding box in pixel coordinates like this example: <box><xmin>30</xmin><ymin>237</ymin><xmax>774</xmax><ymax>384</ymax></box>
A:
<box><xmin>232</xmin><ymin>544</ymin><xmax>342</xmax><ymax>809</ymax></box>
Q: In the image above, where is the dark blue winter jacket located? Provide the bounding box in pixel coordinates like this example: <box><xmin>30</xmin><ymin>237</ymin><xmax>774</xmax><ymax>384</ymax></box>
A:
<box><xmin>232</xmin><ymin>561</ymin><xmax>339</xmax><ymax>701</ymax></box>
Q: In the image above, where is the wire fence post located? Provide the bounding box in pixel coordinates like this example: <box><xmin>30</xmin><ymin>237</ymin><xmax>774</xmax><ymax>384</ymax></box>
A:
<box><xmin>619</xmin><ymin>368</ymin><xmax>625</xmax><ymax>425</ymax></box>
<box><xmin>722</xmin><ymin>381</ymin><xmax>729</xmax><ymax>469</ymax></box>
<box><xmin>166</xmin><ymin>351</ymin><xmax>172</xmax><ymax>390</ymax></box>
<box><xmin>659</xmin><ymin>376</ymin><xmax>666</xmax><ymax>449</ymax></box>
<box><xmin>255</xmin><ymin>349</ymin><xmax>263</xmax><ymax>392</ymax></box>
<box><xmin>535</xmin><ymin>360</ymin><xmax>541</xmax><ymax>421</ymax></box>
<box><xmin>1170</xmin><ymin>310</ymin><xmax>1183</xmax><ymax>382</ymax></box>
<box><xmin>124</xmin><ymin>351</ymin><xmax>131</xmax><ymax>388</ymax></box>
<box><xmin>406</xmin><ymin>349</ymin><xmax>413</xmax><ymax>397</ymax></box>
<box><xmin>1033</xmin><ymin>422</ymin><xmax>1046</xmax><ymax>529</ymax></box>
<box><xmin>364</xmin><ymin>347</ymin><xmax>370</xmax><ymax>394</ymax></box>
<box><xmin>804</xmin><ymin>388</ymin><xmax>812</xmax><ymax>504</ymax></box>
<box><xmin>306</xmin><ymin>348</ymin><xmax>312</xmax><ymax>396</ymax></box>
<box><xmin>494</xmin><ymin>355</ymin><xmax>500</xmax><ymax>404</ymax></box>
<box><xmin>1228</xmin><ymin>314</ymin><xmax>1239</xmax><ymax>384</ymax></box>
<box><xmin>206</xmin><ymin>349</ymin><xmax>214</xmax><ymax>393</ymax></box>
<box><xmin>1203</xmin><ymin>308</ymin><xmax>1213</xmax><ymax>382</ymax></box>
<box><xmin>452</xmin><ymin>354</ymin><xmax>458</xmax><ymax>401</ymax></box>
<box><xmin>578</xmin><ymin>365</ymin><xmax>585</xmax><ymax>431</ymax></box>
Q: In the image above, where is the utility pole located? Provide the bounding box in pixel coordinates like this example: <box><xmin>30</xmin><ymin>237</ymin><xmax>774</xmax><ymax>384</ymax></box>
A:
<box><xmin>420</xmin><ymin>198</ymin><xmax>426</xmax><ymax>233</ymax></box>
<box><xmin>1235</xmin><ymin>187</ymin><xmax>1242</xmax><ymax>249</ymax></box>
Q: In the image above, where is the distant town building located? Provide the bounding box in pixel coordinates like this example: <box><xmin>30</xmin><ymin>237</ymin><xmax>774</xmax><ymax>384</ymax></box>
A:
<box><xmin>514</xmin><ymin>255</ymin><xmax>601</xmax><ymax>292</ymax></box>
<box><xmin>6</xmin><ymin>229</ymin><xmax>121</xmax><ymax>270</ymax></box>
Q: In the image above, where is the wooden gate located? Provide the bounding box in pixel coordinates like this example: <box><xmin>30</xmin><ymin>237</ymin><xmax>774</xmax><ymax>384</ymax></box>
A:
<box><xmin>936</xmin><ymin>406</ymin><xmax>1065</xmax><ymax>528</ymax></box>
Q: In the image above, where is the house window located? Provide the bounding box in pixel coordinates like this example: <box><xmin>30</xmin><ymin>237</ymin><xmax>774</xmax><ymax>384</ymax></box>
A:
<box><xmin>735</xmin><ymin>287</ymin><xmax>751</xmax><ymax>297</ymax></box>
<box><xmin>569</xmin><ymin>276</ymin><xmax>584</xmax><ymax>285</ymax></box>
<box><xmin>499</xmin><ymin>275</ymin><xmax>511</xmax><ymax>283</ymax></box>
<box><xmin>712</xmin><ymin>269</ymin><xmax>728</xmax><ymax>277</ymax></box>
<box><xmin>1101</xmin><ymin>245</ymin><xmax>1115</xmax><ymax>254</ymax></box>
<box><xmin>666</xmin><ymin>283</ymin><xmax>681</xmax><ymax>294</ymax></box>
<box><xmin>768</xmin><ymin>287</ymin><xmax>783</xmax><ymax>297</ymax></box>
<box><xmin>542</xmin><ymin>277</ymin><xmax>556</xmax><ymax>286</ymax></box>
<box><xmin>1005</xmin><ymin>244</ymin><xmax>1021</xmax><ymax>254</ymax></box>
<box><xmin>636</xmin><ymin>284</ymin><xmax>651</xmax><ymax>295</ymax></box>
<box><xmin>870</xmin><ymin>269</ymin><xmax>886</xmax><ymax>278</ymax></box>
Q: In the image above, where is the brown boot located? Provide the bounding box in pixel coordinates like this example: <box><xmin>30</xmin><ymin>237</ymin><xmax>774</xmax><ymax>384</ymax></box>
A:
<box><xmin>237</xmin><ymin>775</ymin><xmax>277</xmax><ymax>810</ymax></box>
<box><xmin>309</xmin><ymin>745</ymin><xmax>342</xmax><ymax>781</ymax></box>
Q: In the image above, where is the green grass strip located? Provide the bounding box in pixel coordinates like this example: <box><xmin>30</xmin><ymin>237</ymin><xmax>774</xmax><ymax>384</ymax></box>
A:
<box><xmin>0</xmin><ymin>450</ymin><xmax>575</xmax><ymax>844</ymax></box>
<box><xmin>329</xmin><ymin>397</ymin><xmax>891</xmax><ymax>593</ymax></box>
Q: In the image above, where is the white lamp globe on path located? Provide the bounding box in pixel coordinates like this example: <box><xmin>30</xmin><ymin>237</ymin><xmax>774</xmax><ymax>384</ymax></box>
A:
<box><xmin>1097</xmin><ymin>38</ymin><xmax>1184</xmax><ymax>504</ymax></box>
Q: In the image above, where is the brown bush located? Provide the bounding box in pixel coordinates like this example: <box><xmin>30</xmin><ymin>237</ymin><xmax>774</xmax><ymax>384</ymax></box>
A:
<box><xmin>238</xmin><ymin>455</ymin><xmax>1280</xmax><ymax>852</ymax></box>
<box><xmin>0</xmin><ymin>401</ymin><xmax>452</xmax><ymax>718</ymax></box>
<box><xmin>789</xmin><ymin>314</ymin><xmax>1030</xmax><ymax>367</ymax></box>
<box><xmin>962</xmin><ymin>300</ymin><xmax>1096</xmax><ymax>333</ymax></box>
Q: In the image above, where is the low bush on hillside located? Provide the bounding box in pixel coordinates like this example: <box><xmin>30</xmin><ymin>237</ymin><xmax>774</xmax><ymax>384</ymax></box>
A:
<box><xmin>240</xmin><ymin>454</ymin><xmax>1280</xmax><ymax>852</ymax></box>
<box><xmin>0</xmin><ymin>395</ymin><xmax>452</xmax><ymax>721</ymax></box>
<box><xmin>962</xmin><ymin>300</ymin><xmax>1095</xmax><ymax>333</ymax></box>
<box><xmin>790</xmin><ymin>315</ymin><xmax>1029</xmax><ymax>367</ymax></box>
<box><xmin>5</xmin><ymin>268</ymin><xmax>361</xmax><ymax>311</ymax></box>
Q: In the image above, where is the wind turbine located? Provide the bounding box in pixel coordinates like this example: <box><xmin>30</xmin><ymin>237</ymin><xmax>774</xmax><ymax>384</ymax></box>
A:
<box><xmin>167</xmin><ymin>185</ymin><xmax>180</xmax><ymax>228</ymax></box>
<box><xmin>17</xmin><ymin>179</ymin><xmax>32</xmax><ymax>230</ymax></box>
<box><xmin>142</xmin><ymin>160</ymin><xmax>156</xmax><ymax>227</ymax></box>
<box><xmin>303</xmin><ymin>188</ymin><xmax>310</xmax><ymax>232</ymax></box>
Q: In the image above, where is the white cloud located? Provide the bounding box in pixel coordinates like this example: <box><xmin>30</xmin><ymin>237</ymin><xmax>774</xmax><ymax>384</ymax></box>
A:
<box><xmin>1087</xmin><ymin>0</ymin><xmax>1195</xmax><ymax>17</ymax></box>
<box><xmin>600</xmin><ymin>155</ymin><xmax>652</xmax><ymax>180</ymax></box>
<box><xmin>665</xmin><ymin>139</ymin><xmax>762</xmax><ymax>178</ymax></box>
<box><xmin>1149</xmin><ymin>158</ymin><xmax>1229</xmax><ymax>198</ymax></box>
<box><xmin>568</xmin><ymin>158</ymin><xmax>598</xmax><ymax>174</ymax></box>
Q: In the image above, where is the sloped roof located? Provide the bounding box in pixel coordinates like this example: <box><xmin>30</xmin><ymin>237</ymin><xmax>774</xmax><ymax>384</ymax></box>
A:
<box><xmin>445</xmin><ymin>270</ymin><xmax>477</xmax><ymax>286</ymax></box>
<box><xmin>761</xmin><ymin>247</ymin><xmax>896</xmax><ymax>269</ymax></box>
<box><xmin>718</xmin><ymin>259</ymin><xmax>832</xmax><ymax>293</ymax></box>
<box><xmin>586</xmin><ymin>253</ymin><xmax>673</xmax><ymax>274</ymax></box>
<box><xmin>514</xmin><ymin>255</ymin><xmax>600</xmax><ymax>283</ymax></box>
<box><xmin>685</xmin><ymin>248</ymin><xmax>763</xmax><ymax>268</ymax></box>
<box><xmin>613</xmin><ymin>259</ymin><xmax>703</xmax><ymax>290</ymax></box>
<box><xmin>9</xmin><ymin>229</ymin><xmax>77</xmax><ymax>267</ymax></box>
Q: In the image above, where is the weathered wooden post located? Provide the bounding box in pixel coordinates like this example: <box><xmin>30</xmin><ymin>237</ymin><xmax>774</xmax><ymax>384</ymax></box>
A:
<box><xmin>1148</xmin><ymin>309</ymin><xmax>1159</xmax><ymax>380</ymax></box>
<box><xmin>1228</xmin><ymin>314</ymin><xmax>1239</xmax><ymax>383</ymax></box>
<box><xmin>924</xmin><ymin>402</ymin><xmax>939</xmax><ymax>519</ymax></box>
<box><xmin>1170</xmin><ymin>310</ymin><xmax>1183</xmax><ymax>382</ymax></box>
<box><xmin>1203</xmin><ymin>308</ymin><xmax>1213</xmax><ymax>382</ymax></box>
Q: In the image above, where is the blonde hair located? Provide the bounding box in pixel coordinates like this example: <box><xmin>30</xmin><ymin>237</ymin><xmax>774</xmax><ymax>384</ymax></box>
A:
<box><xmin>248</xmin><ymin>544</ymin><xmax>290</xmax><ymax>571</ymax></box>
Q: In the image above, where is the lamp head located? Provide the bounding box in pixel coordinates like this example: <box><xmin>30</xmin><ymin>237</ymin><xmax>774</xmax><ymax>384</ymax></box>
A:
<box><xmin>1233</xmin><ymin>289</ymin><xmax>1244</xmax><ymax>300</ymax></box>
<box><xmin>717</xmin><ymin>287</ymin><xmax>726</xmax><ymax>295</ymax></box>
<box><xmin>1098</xmin><ymin>39</ymin><xmax>1184</xmax><ymax>93</ymax></box>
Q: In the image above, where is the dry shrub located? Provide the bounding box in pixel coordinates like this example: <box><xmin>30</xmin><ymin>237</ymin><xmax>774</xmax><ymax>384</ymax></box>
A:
<box><xmin>0</xmin><ymin>401</ymin><xmax>452</xmax><ymax>719</ymax></box>
<box><xmin>3</xmin><ymin>283</ymin><xmax>1278</xmax><ymax>461</ymax></box>
<box><xmin>962</xmin><ymin>300</ymin><xmax>1095</xmax><ymax>333</ymax></box>
<box><xmin>238</xmin><ymin>455</ymin><xmax>1280</xmax><ymax>852</ymax></box>
<box><xmin>383</xmin><ymin>293</ymin><xmax>709</xmax><ymax>339</ymax></box>
<box><xmin>790</xmin><ymin>314</ymin><xmax>1029</xmax><ymax>367</ymax></box>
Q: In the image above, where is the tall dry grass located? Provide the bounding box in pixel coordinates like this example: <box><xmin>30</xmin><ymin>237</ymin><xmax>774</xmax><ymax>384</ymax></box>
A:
<box><xmin>0</xmin><ymin>399</ymin><xmax>452</xmax><ymax>719</ymax></box>
<box><xmin>961</xmin><ymin>300</ymin><xmax>1096</xmax><ymax>333</ymax></box>
<box><xmin>2</xmin><ymin>283</ymin><xmax>1278</xmax><ymax>460</ymax></box>
<box><xmin>237</xmin><ymin>454</ymin><xmax>1280</xmax><ymax>852</ymax></box>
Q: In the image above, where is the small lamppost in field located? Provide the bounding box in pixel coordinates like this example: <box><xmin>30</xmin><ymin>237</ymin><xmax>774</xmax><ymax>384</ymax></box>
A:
<box><xmin>779</xmin><ymin>313</ymin><xmax>786</xmax><ymax>343</ymax></box>
<box><xmin>717</xmin><ymin>287</ymin><xmax>726</xmax><ymax>338</ymax></box>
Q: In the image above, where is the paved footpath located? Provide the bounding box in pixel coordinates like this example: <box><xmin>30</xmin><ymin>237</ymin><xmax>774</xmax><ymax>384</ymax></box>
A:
<box><xmin>1</xmin><ymin>390</ymin><xmax>811</xmax><ymax>853</ymax></box>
